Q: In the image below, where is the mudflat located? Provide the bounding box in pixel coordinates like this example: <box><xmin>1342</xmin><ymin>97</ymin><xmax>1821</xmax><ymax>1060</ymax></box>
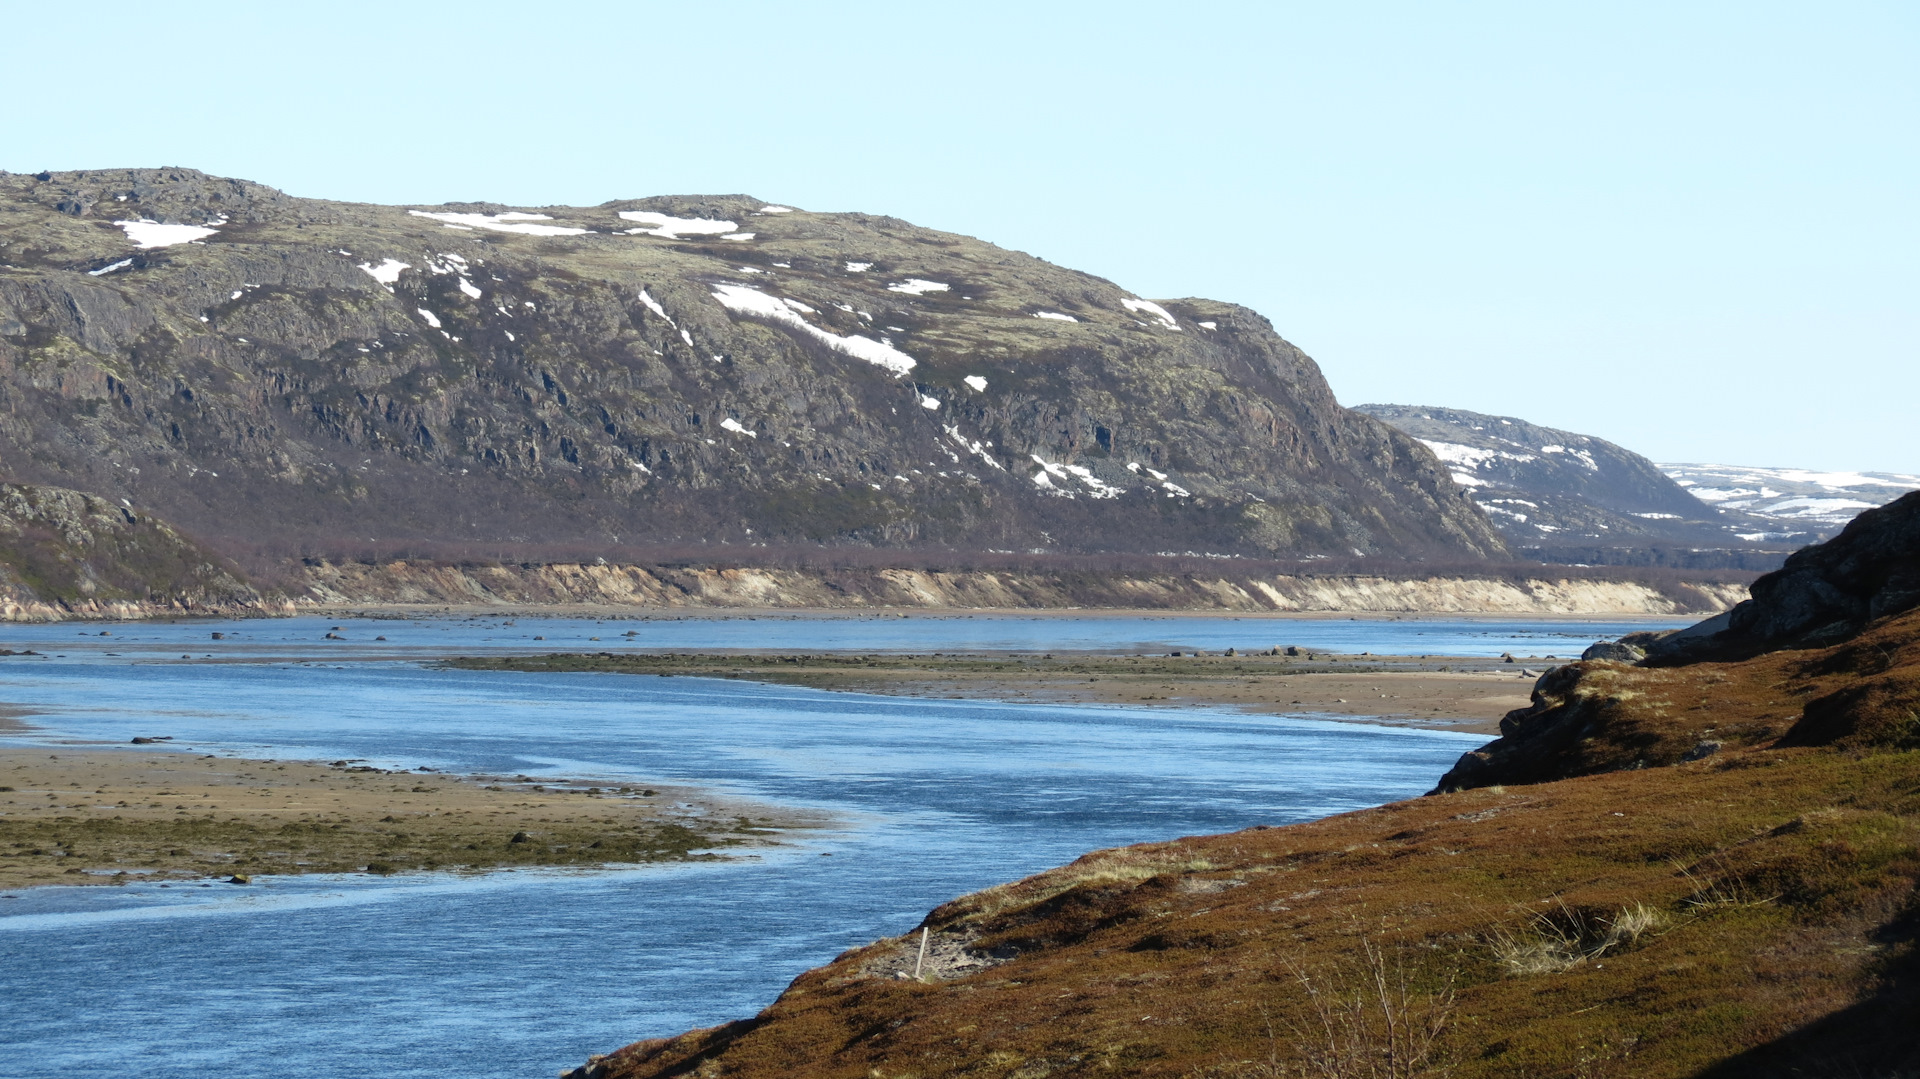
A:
<box><xmin>443</xmin><ymin>651</ymin><xmax>1544</xmax><ymax>735</ymax></box>
<box><xmin>0</xmin><ymin>747</ymin><xmax>811</xmax><ymax>890</ymax></box>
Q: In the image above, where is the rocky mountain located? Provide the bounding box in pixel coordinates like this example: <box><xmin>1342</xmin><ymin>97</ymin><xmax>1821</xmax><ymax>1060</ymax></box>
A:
<box><xmin>0</xmin><ymin>168</ymin><xmax>1504</xmax><ymax>564</ymax></box>
<box><xmin>0</xmin><ymin>481</ymin><xmax>269</xmax><ymax>618</ymax></box>
<box><xmin>1355</xmin><ymin>404</ymin><xmax>1787</xmax><ymax>568</ymax></box>
<box><xmin>1660</xmin><ymin>462</ymin><xmax>1920</xmax><ymax>535</ymax></box>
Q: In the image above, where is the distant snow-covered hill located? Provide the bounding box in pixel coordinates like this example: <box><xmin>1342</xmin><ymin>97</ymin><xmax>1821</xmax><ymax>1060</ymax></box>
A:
<box><xmin>1659</xmin><ymin>464</ymin><xmax>1920</xmax><ymax>533</ymax></box>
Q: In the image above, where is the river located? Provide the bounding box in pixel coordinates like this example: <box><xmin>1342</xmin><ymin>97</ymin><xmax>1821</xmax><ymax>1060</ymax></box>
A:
<box><xmin>0</xmin><ymin>613</ymin><xmax>1681</xmax><ymax>1078</ymax></box>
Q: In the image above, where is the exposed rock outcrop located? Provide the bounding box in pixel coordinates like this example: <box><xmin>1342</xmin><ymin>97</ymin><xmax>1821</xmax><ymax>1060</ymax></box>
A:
<box><xmin>1646</xmin><ymin>490</ymin><xmax>1920</xmax><ymax>664</ymax></box>
<box><xmin>1436</xmin><ymin>492</ymin><xmax>1920</xmax><ymax>791</ymax></box>
<box><xmin>0</xmin><ymin>481</ymin><xmax>277</xmax><ymax>619</ymax></box>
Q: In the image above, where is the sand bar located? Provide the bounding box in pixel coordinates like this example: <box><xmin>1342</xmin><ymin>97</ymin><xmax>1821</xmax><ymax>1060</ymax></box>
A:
<box><xmin>0</xmin><ymin>746</ymin><xmax>817</xmax><ymax>890</ymax></box>
<box><xmin>444</xmin><ymin>650</ymin><xmax>1546</xmax><ymax>735</ymax></box>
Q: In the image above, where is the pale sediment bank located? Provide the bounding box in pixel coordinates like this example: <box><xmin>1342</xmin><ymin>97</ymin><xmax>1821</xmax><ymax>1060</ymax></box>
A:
<box><xmin>0</xmin><ymin>745</ymin><xmax>816</xmax><ymax>890</ymax></box>
<box><xmin>0</xmin><ymin>559</ymin><xmax>1748</xmax><ymax>623</ymax></box>
<box><xmin>294</xmin><ymin>560</ymin><xmax>1746</xmax><ymax>617</ymax></box>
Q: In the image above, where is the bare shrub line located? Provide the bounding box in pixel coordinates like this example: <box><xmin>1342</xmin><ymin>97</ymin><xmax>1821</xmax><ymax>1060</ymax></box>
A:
<box><xmin>1283</xmin><ymin>936</ymin><xmax>1457</xmax><ymax>1079</ymax></box>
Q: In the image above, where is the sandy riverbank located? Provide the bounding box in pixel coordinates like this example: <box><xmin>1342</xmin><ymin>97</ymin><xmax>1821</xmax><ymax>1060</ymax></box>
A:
<box><xmin>444</xmin><ymin>651</ymin><xmax>1546</xmax><ymax>736</ymax></box>
<box><xmin>0</xmin><ymin>746</ymin><xmax>817</xmax><ymax>890</ymax></box>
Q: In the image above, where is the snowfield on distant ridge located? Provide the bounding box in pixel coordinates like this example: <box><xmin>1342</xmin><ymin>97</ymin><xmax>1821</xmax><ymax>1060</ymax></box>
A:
<box><xmin>409</xmin><ymin>211</ymin><xmax>588</xmax><ymax>236</ymax></box>
<box><xmin>887</xmin><ymin>279</ymin><xmax>950</xmax><ymax>296</ymax></box>
<box><xmin>1121</xmin><ymin>298</ymin><xmax>1179</xmax><ymax>330</ymax></box>
<box><xmin>116</xmin><ymin>219</ymin><xmax>220</xmax><ymax>248</ymax></box>
<box><xmin>710</xmin><ymin>284</ymin><xmax>916</xmax><ymax>375</ymax></box>
<box><xmin>619</xmin><ymin>211</ymin><xmax>740</xmax><ymax>239</ymax></box>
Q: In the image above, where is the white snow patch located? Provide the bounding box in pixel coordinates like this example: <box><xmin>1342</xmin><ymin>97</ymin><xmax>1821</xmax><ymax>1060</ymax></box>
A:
<box><xmin>116</xmin><ymin>219</ymin><xmax>219</xmax><ymax>248</ymax></box>
<box><xmin>416</xmin><ymin>308</ymin><xmax>442</xmax><ymax>328</ymax></box>
<box><xmin>888</xmin><ymin>279</ymin><xmax>950</xmax><ymax>296</ymax></box>
<box><xmin>1540</xmin><ymin>444</ymin><xmax>1599</xmax><ymax>471</ymax></box>
<box><xmin>1197</xmin><ymin>321</ymin><xmax>1217</xmax><ymax>330</ymax></box>
<box><xmin>1631</xmin><ymin>511</ymin><xmax>1682</xmax><ymax>519</ymax></box>
<box><xmin>846</xmin><ymin>262</ymin><xmax>872</xmax><ymax>272</ymax></box>
<box><xmin>358</xmin><ymin>258</ymin><xmax>411</xmax><ymax>289</ymax></box>
<box><xmin>920</xmin><ymin>395</ymin><xmax>941</xmax><ymax>410</ymax></box>
<box><xmin>458</xmin><ymin>278</ymin><xmax>483</xmax><ymax>299</ymax></box>
<box><xmin>88</xmin><ymin>258</ymin><xmax>134</xmax><ymax>276</ymax></box>
<box><xmin>720</xmin><ymin>417</ymin><xmax>757</xmax><ymax>438</ymax></box>
<box><xmin>759</xmin><ymin>205</ymin><xmax>795</xmax><ymax>213</ymax></box>
<box><xmin>619</xmin><ymin>212</ymin><xmax>738</xmax><ymax>239</ymax></box>
<box><xmin>963</xmin><ymin>375</ymin><xmax>988</xmax><ymax>392</ymax></box>
<box><xmin>638</xmin><ymin>289</ymin><xmax>675</xmax><ymax>324</ymax></box>
<box><xmin>1418</xmin><ymin>439</ymin><xmax>1537</xmax><ymax>471</ymax></box>
<box><xmin>1120</xmin><ymin>298</ymin><xmax>1179</xmax><ymax>330</ymax></box>
<box><xmin>710</xmin><ymin>284</ymin><xmax>915</xmax><ymax>375</ymax></box>
<box><xmin>1035</xmin><ymin>311</ymin><xmax>1078</xmax><ymax>322</ymax></box>
<box><xmin>409</xmin><ymin>210</ymin><xmax>588</xmax><ymax>236</ymax></box>
<box><xmin>781</xmin><ymin>297</ymin><xmax>816</xmax><ymax>314</ymax></box>
<box><xmin>1161</xmin><ymin>481</ymin><xmax>1191</xmax><ymax>497</ymax></box>
<box><xmin>1029</xmin><ymin>453</ymin><xmax>1121</xmax><ymax>499</ymax></box>
<box><xmin>942</xmin><ymin>424</ymin><xmax>1005</xmax><ymax>471</ymax></box>
<box><xmin>721</xmin><ymin>233</ymin><xmax>755</xmax><ymax>242</ymax></box>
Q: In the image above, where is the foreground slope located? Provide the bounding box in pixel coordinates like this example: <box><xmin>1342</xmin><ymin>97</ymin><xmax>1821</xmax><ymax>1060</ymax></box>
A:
<box><xmin>576</xmin><ymin>501</ymin><xmax>1920</xmax><ymax>1079</ymax></box>
<box><xmin>1356</xmin><ymin>404</ymin><xmax>1785</xmax><ymax>567</ymax></box>
<box><xmin>0</xmin><ymin>169</ymin><xmax>1500</xmax><ymax>562</ymax></box>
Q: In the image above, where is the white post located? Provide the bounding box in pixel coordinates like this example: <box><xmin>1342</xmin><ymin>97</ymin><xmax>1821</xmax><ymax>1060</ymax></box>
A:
<box><xmin>913</xmin><ymin>927</ymin><xmax>929</xmax><ymax>980</ymax></box>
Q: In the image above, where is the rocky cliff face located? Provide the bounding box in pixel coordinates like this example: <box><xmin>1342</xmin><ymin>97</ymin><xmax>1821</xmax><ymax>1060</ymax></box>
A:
<box><xmin>0</xmin><ymin>481</ymin><xmax>272</xmax><ymax>619</ymax></box>
<box><xmin>1644</xmin><ymin>490</ymin><xmax>1920</xmax><ymax>665</ymax></box>
<box><xmin>1355</xmin><ymin>404</ymin><xmax>1783</xmax><ymax>568</ymax></box>
<box><xmin>0</xmin><ymin>168</ymin><xmax>1503</xmax><ymax>563</ymax></box>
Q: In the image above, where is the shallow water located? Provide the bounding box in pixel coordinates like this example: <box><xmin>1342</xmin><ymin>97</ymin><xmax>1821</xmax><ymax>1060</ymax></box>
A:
<box><xmin>0</xmin><ymin>615</ymin><xmax>1678</xmax><ymax>1078</ymax></box>
<box><xmin>0</xmin><ymin>611</ymin><xmax>1681</xmax><ymax>665</ymax></box>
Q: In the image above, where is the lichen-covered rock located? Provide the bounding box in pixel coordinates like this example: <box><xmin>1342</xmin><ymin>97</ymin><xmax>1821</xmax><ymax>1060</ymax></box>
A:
<box><xmin>1647</xmin><ymin>490</ymin><xmax>1920</xmax><ymax>664</ymax></box>
<box><xmin>0</xmin><ymin>481</ymin><xmax>271</xmax><ymax>619</ymax></box>
<box><xmin>0</xmin><ymin>168</ymin><xmax>1505</xmax><ymax>562</ymax></box>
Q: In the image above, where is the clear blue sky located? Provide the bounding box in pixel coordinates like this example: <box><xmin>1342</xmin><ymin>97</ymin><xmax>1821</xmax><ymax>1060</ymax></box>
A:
<box><xmin>7</xmin><ymin>1</ymin><xmax>1915</xmax><ymax>471</ymax></box>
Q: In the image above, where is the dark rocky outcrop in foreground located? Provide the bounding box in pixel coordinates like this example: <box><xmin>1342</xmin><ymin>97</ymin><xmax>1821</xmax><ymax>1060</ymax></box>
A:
<box><xmin>0</xmin><ymin>168</ymin><xmax>1502</xmax><ymax>563</ymax></box>
<box><xmin>0</xmin><ymin>481</ymin><xmax>271</xmax><ymax>617</ymax></box>
<box><xmin>1644</xmin><ymin>490</ymin><xmax>1920</xmax><ymax>664</ymax></box>
<box><xmin>1435</xmin><ymin>490</ymin><xmax>1920</xmax><ymax>792</ymax></box>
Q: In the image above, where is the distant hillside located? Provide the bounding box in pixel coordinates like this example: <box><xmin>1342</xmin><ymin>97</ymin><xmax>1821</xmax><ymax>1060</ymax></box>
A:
<box><xmin>1661</xmin><ymin>462</ymin><xmax>1920</xmax><ymax>535</ymax></box>
<box><xmin>1356</xmin><ymin>404</ymin><xmax>1789</xmax><ymax>568</ymax></box>
<box><xmin>0</xmin><ymin>482</ymin><xmax>272</xmax><ymax>619</ymax></box>
<box><xmin>0</xmin><ymin>168</ymin><xmax>1503</xmax><ymax>563</ymax></box>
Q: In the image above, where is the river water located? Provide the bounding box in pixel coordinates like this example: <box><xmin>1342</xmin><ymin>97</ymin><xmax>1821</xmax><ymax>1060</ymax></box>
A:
<box><xmin>0</xmin><ymin>614</ymin><xmax>1682</xmax><ymax>1078</ymax></box>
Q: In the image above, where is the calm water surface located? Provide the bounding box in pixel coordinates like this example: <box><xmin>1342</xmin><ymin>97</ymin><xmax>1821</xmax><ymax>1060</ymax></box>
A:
<box><xmin>0</xmin><ymin>614</ymin><xmax>1682</xmax><ymax>1078</ymax></box>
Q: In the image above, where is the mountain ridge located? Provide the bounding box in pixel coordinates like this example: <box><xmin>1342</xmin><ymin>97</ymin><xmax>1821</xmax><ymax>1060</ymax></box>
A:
<box><xmin>0</xmin><ymin>167</ymin><xmax>1503</xmax><ymax>564</ymax></box>
<box><xmin>1355</xmin><ymin>403</ymin><xmax>1790</xmax><ymax>568</ymax></box>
